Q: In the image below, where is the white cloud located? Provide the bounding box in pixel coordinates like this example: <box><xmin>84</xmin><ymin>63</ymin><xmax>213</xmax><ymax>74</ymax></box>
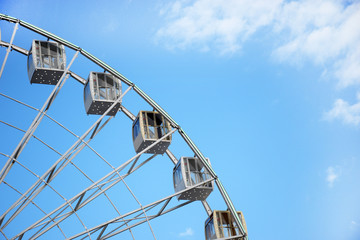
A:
<box><xmin>351</xmin><ymin>220</ymin><xmax>360</xmax><ymax>230</ymax></box>
<box><xmin>334</xmin><ymin>44</ymin><xmax>360</xmax><ymax>88</ymax></box>
<box><xmin>324</xmin><ymin>92</ymin><xmax>360</xmax><ymax>126</ymax></box>
<box><xmin>326</xmin><ymin>166</ymin><xmax>341</xmax><ymax>187</ymax></box>
<box><xmin>157</xmin><ymin>0</ymin><xmax>360</xmax><ymax>87</ymax></box>
<box><xmin>157</xmin><ymin>0</ymin><xmax>360</xmax><ymax>127</ymax></box>
<box><xmin>273</xmin><ymin>0</ymin><xmax>360</xmax><ymax>88</ymax></box>
<box><xmin>156</xmin><ymin>0</ymin><xmax>282</xmax><ymax>54</ymax></box>
<box><xmin>179</xmin><ymin>227</ymin><xmax>194</xmax><ymax>237</ymax></box>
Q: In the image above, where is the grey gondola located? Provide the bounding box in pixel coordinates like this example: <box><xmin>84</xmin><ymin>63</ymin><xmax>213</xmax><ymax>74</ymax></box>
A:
<box><xmin>132</xmin><ymin>111</ymin><xmax>172</xmax><ymax>154</ymax></box>
<box><xmin>84</xmin><ymin>72</ymin><xmax>122</xmax><ymax>116</ymax></box>
<box><xmin>27</xmin><ymin>40</ymin><xmax>66</xmax><ymax>85</ymax></box>
<box><xmin>205</xmin><ymin>210</ymin><xmax>247</xmax><ymax>240</ymax></box>
<box><xmin>173</xmin><ymin>157</ymin><xmax>213</xmax><ymax>201</ymax></box>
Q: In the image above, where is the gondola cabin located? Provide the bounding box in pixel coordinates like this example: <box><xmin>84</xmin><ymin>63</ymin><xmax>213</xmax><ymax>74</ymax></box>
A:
<box><xmin>132</xmin><ymin>111</ymin><xmax>172</xmax><ymax>154</ymax></box>
<box><xmin>27</xmin><ymin>40</ymin><xmax>66</xmax><ymax>85</ymax></box>
<box><xmin>173</xmin><ymin>157</ymin><xmax>213</xmax><ymax>201</ymax></box>
<box><xmin>205</xmin><ymin>211</ymin><xmax>247</xmax><ymax>240</ymax></box>
<box><xmin>84</xmin><ymin>72</ymin><xmax>122</xmax><ymax>116</ymax></box>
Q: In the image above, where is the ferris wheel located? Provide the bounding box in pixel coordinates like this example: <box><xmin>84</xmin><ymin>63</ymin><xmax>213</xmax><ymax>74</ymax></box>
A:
<box><xmin>0</xmin><ymin>14</ymin><xmax>248</xmax><ymax>240</ymax></box>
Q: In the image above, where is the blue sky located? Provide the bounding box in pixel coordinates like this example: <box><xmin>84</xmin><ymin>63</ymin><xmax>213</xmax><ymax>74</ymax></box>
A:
<box><xmin>0</xmin><ymin>0</ymin><xmax>360</xmax><ymax>240</ymax></box>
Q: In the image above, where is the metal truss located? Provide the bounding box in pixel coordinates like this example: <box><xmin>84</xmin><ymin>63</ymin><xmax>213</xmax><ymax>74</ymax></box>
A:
<box><xmin>0</xmin><ymin>13</ymin><xmax>247</xmax><ymax>240</ymax></box>
<box><xmin>0</xmin><ymin>22</ymin><xmax>18</xmax><ymax>78</ymax></box>
<box><xmin>12</xmin><ymin>128</ymin><xmax>176</xmax><ymax>239</ymax></box>
<box><xmin>0</xmin><ymin>85</ymin><xmax>132</xmax><ymax>230</ymax></box>
<box><xmin>71</xmin><ymin>180</ymin><xmax>215</xmax><ymax>240</ymax></box>
<box><xmin>0</xmin><ymin>50</ymin><xmax>79</xmax><ymax>186</ymax></box>
<box><xmin>0</xmin><ymin>104</ymin><xmax>138</xmax><ymax>239</ymax></box>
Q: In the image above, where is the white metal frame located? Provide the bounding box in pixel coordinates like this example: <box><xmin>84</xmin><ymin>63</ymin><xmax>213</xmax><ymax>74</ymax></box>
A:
<box><xmin>0</xmin><ymin>14</ymin><xmax>247</xmax><ymax>240</ymax></box>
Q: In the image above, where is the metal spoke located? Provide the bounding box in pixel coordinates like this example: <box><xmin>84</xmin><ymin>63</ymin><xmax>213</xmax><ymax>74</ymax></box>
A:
<box><xmin>0</xmin><ymin>40</ymin><xmax>28</xmax><ymax>55</ymax></box>
<box><xmin>2</xmin><ymin>181</ymin><xmax>68</xmax><ymax>239</ymax></box>
<box><xmin>15</xmin><ymin>129</ymin><xmax>176</xmax><ymax>239</ymax></box>
<box><xmin>0</xmin><ymin>117</ymin><xmax>135</xmax><ymax>238</ymax></box>
<box><xmin>0</xmin><ymin>22</ymin><xmax>18</xmax><ymax>78</ymax></box>
<box><xmin>0</xmin><ymin>85</ymin><xmax>130</xmax><ymax>230</ymax></box>
<box><xmin>0</xmin><ymin>50</ymin><xmax>79</xmax><ymax>186</ymax></box>
<box><xmin>0</xmin><ymin>153</ymin><xmax>89</xmax><ymax>239</ymax></box>
<box><xmin>69</xmin><ymin>179</ymin><xmax>214</xmax><ymax>239</ymax></box>
<box><xmin>0</xmin><ymin>14</ymin><xmax>247</xmax><ymax>240</ymax></box>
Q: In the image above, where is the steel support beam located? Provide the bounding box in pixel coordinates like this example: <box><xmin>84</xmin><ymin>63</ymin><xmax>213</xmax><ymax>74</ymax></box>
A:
<box><xmin>100</xmin><ymin>201</ymin><xmax>193</xmax><ymax>240</ymax></box>
<box><xmin>69</xmin><ymin>179</ymin><xmax>213</xmax><ymax>240</ymax></box>
<box><xmin>0</xmin><ymin>85</ymin><xmax>131</xmax><ymax>230</ymax></box>
<box><xmin>0</xmin><ymin>40</ymin><xmax>28</xmax><ymax>55</ymax></box>
<box><xmin>69</xmin><ymin>71</ymin><xmax>86</xmax><ymax>84</ymax></box>
<box><xmin>0</xmin><ymin>22</ymin><xmax>18</xmax><ymax>78</ymax></box>
<box><xmin>0</xmin><ymin>14</ymin><xmax>247</xmax><ymax>239</ymax></box>
<box><xmin>0</xmin><ymin>50</ymin><xmax>79</xmax><ymax>186</ymax></box>
<box><xmin>165</xmin><ymin>149</ymin><xmax>178</xmax><ymax>165</ymax></box>
<box><xmin>13</xmin><ymin>129</ymin><xmax>176</xmax><ymax>240</ymax></box>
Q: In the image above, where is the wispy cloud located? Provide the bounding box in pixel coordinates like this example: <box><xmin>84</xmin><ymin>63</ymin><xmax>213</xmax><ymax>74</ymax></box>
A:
<box><xmin>157</xmin><ymin>0</ymin><xmax>360</xmax><ymax>84</ymax></box>
<box><xmin>156</xmin><ymin>0</ymin><xmax>282</xmax><ymax>54</ymax></box>
<box><xmin>156</xmin><ymin>1</ymin><xmax>360</xmax><ymax>124</ymax></box>
<box><xmin>324</xmin><ymin>92</ymin><xmax>360</xmax><ymax>126</ymax></box>
<box><xmin>326</xmin><ymin>166</ymin><xmax>341</xmax><ymax>188</ymax></box>
<box><xmin>179</xmin><ymin>227</ymin><xmax>194</xmax><ymax>237</ymax></box>
<box><xmin>272</xmin><ymin>0</ymin><xmax>360</xmax><ymax>89</ymax></box>
<box><xmin>156</xmin><ymin>0</ymin><xmax>360</xmax><ymax>125</ymax></box>
<box><xmin>351</xmin><ymin>220</ymin><xmax>360</xmax><ymax>230</ymax></box>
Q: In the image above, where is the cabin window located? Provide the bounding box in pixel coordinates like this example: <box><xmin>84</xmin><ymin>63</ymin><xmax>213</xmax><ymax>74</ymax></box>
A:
<box><xmin>32</xmin><ymin>41</ymin><xmax>65</xmax><ymax>70</ymax></box>
<box><xmin>84</xmin><ymin>81</ymin><xmax>91</xmax><ymax>107</ymax></box>
<box><xmin>147</xmin><ymin>112</ymin><xmax>156</xmax><ymax>139</ymax></box>
<box><xmin>49</xmin><ymin>44</ymin><xmax>59</xmax><ymax>68</ymax></box>
<box><xmin>133</xmin><ymin>118</ymin><xmax>140</xmax><ymax>141</ymax></box>
<box><xmin>92</xmin><ymin>73</ymin><xmax>99</xmax><ymax>99</ymax></box>
<box><xmin>142</xmin><ymin>112</ymin><xmax>170</xmax><ymax>141</ymax></box>
<box><xmin>90</xmin><ymin>72</ymin><xmax>121</xmax><ymax>101</ymax></box>
<box><xmin>173</xmin><ymin>163</ymin><xmax>183</xmax><ymax>189</ymax></box>
<box><xmin>132</xmin><ymin>111</ymin><xmax>172</xmax><ymax>154</ymax></box>
<box><xmin>33</xmin><ymin>43</ymin><xmax>41</xmax><ymax>67</ymax></box>
<box><xmin>183</xmin><ymin>158</ymin><xmax>212</xmax><ymax>187</ymax></box>
<box><xmin>189</xmin><ymin>158</ymin><xmax>203</xmax><ymax>185</ymax></box>
<box><xmin>205</xmin><ymin>211</ymin><xmax>246</xmax><ymax>240</ymax></box>
<box><xmin>98</xmin><ymin>74</ymin><xmax>107</xmax><ymax>100</ymax></box>
<box><xmin>205</xmin><ymin>218</ymin><xmax>216</xmax><ymax>240</ymax></box>
<box><xmin>27</xmin><ymin>52</ymin><xmax>32</xmax><ymax>71</ymax></box>
<box><xmin>40</xmin><ymin>42</ymin><xmax>49</xmax><ymax>68</ymax></box>
<box><xmin>216</xmin><ymin>212</ymin><xmax>238</xmax><ymax>238</ymax></box>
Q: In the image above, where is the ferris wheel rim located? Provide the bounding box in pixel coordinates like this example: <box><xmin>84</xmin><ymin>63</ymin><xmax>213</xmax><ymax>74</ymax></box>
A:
<box><xmin>0</xmin><ymin>13</ymin><xmax>247</xmax><ymax>239</ymax></box>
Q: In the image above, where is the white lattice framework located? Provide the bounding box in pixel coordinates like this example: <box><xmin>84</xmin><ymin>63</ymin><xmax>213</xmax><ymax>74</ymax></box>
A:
<box><xmin>0</xmin><ymin>14</ymin><xmax>247</xmax><ymax>240</ymax></box>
